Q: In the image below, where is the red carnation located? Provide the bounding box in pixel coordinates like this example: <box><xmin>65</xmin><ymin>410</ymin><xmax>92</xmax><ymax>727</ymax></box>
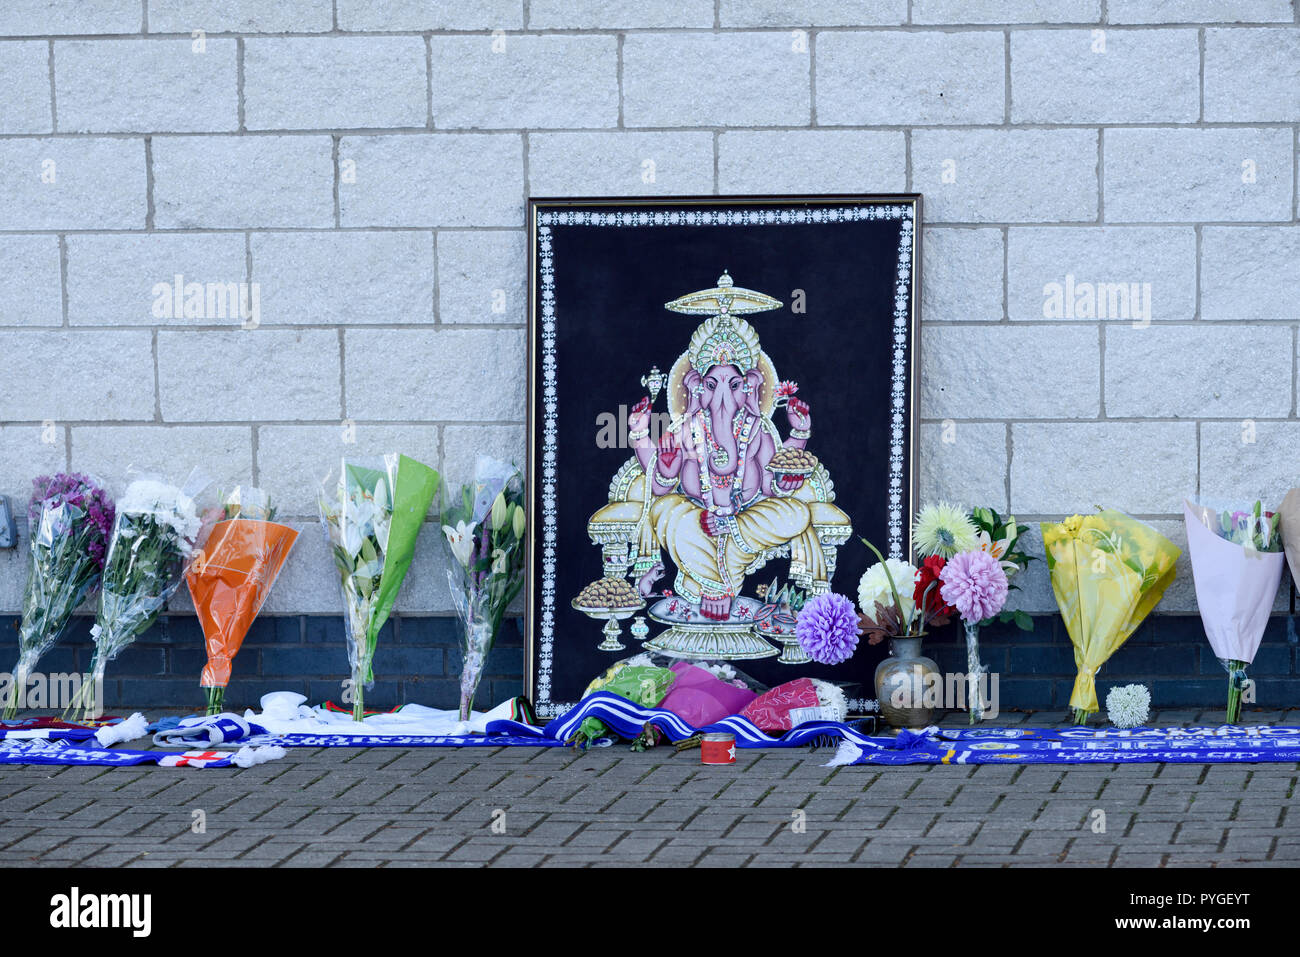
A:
<box><xmin>914</xmin><ymin>555</ymin><xmax>955</xmax><ymax>624</ymax></box>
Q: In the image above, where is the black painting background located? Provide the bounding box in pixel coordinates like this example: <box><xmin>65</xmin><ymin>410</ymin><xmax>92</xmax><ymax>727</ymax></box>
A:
<box><xmin>530</xmin><ymin>203</ymin><xmax>913</xmax><ymax>709</ymax></box>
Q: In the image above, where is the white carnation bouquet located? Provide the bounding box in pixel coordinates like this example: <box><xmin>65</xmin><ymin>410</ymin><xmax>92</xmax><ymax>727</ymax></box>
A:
<box><xmin>65</xmin><ymin>470</ymin><xmax>214</xmax><ymax>721</ymax></box>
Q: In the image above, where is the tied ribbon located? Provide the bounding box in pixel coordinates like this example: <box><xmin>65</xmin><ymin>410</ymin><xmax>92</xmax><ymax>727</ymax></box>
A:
<box><xmin>1070</xmin><ymin>664</ymin><xmax>1102</xmax><ymax>717</ymax></box>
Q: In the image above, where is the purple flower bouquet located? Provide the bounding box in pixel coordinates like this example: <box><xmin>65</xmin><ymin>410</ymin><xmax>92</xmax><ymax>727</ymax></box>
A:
<box><xmin>5</xmin><ymin>474</ymin><xmax>114</xmax><ymax>719</ymax></box>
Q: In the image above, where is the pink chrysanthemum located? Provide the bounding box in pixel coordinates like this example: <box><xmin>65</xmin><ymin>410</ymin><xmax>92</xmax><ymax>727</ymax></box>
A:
<box><xmin>796</xmin><ymin>592</ymin><xmax>860</xmax><ymax>665</ymax></box>
<box><xmin>939</xmin><ymin>549</ymin><xmax>1009</xmax><ymax>624</ymax></box>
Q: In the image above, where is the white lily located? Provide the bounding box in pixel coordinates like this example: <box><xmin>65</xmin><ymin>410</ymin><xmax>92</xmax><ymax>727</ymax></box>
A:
<box><xmin>443</xmin><ymin>521</ymin><xmax>475</xmax><ymax>567</ymax></box>
<box><xmin>976</xmin><ymin>528</ymin><xmax>1021</xmax><ymax>576</ymax></box>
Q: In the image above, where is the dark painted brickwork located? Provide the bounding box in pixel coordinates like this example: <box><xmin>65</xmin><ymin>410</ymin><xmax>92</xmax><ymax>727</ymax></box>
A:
<box><xmin>2</xmin><ymin>614</ymin><xmax>1298</xmax><ymax>714</ymax></box>
<box><xmin>924</xmin><ymin>614</ymin><xmax>1300</xmax><ymax>713</ymax></box>
<box><xmin>0</xmin><ymin>615</ymin><xmax>525</xmax><ymax>714</ymax></box>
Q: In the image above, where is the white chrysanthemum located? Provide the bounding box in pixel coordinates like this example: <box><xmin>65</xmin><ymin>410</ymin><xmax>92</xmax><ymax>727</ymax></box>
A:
<box><xmin>857</xmin><ymin>558</ymin><xmax>918</xmax><ymax>624</ymax></box>
<box><xmin>1106</xmin><ymin>683</ymin><xmax>1151</xmax><ymax>729</ymax></box>
<box><xmin>118</xmin><ymin>479</ymin><xmax>201</xmax><ymax>548</ymax></box>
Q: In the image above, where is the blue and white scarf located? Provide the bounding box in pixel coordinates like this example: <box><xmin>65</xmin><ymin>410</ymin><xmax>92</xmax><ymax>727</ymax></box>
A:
<box><xmin>826</xmin><ymin>724</ymin><xmax>1300</xmax><ymax>766</ymax></box>
<box><xmin>0</xmin><ymin>738</ymin><xmax>284</xmax><ymax>769</ymax></box>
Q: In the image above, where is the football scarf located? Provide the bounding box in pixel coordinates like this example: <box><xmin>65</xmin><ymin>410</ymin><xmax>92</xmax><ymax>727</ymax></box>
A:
<box><xmin>0</xmin><ymin>738</ymin><xmax>284</xmax><ymax>769</ymax></box>
<box><xmin>826</xmin><ymin>724</ymin><xmax>1300</xmax><ymax>766</ymax></box>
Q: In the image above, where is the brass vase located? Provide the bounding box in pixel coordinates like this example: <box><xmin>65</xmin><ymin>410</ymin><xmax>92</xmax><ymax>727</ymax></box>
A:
<box><xmin>874</xmin><ymin>636</ymin><xmax>940</xmax><ymax>729</ymax></box>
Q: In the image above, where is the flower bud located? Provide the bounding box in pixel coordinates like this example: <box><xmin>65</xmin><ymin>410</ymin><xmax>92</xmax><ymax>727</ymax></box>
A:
<box><xmin>491</xmin><ymin>491</ymin><xmax>507</xmax><ymax>530</ymax></box>
<box><xmin>512</xmin><ymin>504</ymin><xmax>526</xmax><ymax>538</ymax></box>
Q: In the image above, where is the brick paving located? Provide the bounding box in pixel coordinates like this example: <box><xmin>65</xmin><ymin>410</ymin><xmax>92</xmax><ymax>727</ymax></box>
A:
<box><xmin>1</xmin><ymin>709</ymin><xmax>1298</xmax><ymax>868</ymax></box>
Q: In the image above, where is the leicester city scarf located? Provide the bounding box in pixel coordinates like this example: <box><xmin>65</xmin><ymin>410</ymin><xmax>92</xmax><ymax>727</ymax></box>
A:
<box><xmin>0</xmin><ymin>716</ymin><xmax>113</xmax><ymax>742</ymax></box>
<box><xmin>826</xmin><ymin>724</ymin><xmax>1300</xmax><ymax>766</ymax></box>
<box><xmin>0</xmin><ymin>738</ymin><xmax>284</xmax><ymax>769</ymax></box>
<box><xmin>9</xmin><ymin>695</ymin><xmax>1300</xmax><ymax>767</ymax></box>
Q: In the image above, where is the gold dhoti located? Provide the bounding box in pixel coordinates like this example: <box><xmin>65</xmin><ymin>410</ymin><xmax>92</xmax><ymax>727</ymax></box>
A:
<box><xmin>649</xmin><ymin>493</ymin><xmax>826</xmax><ymax>602</ymax></box>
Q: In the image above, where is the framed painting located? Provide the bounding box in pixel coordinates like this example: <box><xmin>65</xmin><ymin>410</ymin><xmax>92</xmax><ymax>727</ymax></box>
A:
<box><xmin>526</xmin><ymin>194</ymin><xmax>921</xmax><ymax>719</ymax></box>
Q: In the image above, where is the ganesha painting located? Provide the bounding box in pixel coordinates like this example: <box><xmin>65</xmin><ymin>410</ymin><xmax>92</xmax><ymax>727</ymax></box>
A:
<box><xmin>578</xmin><ymin>271</ymin><xmax>853</xmax><ymax>663</ymax></box>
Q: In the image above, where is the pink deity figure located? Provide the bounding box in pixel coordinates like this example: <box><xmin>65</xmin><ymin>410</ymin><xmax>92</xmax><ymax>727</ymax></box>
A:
<box><xmin>615</xmin><ymin>272</ymin><xmax>846</xmax><ymax>622</ymax></box>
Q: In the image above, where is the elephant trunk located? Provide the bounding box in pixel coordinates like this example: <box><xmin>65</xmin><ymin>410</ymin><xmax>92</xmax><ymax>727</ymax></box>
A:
<box><xmin>709</xmin><ymin>409</ymin><xmax>739</xmax><ymax>474</ymax></box>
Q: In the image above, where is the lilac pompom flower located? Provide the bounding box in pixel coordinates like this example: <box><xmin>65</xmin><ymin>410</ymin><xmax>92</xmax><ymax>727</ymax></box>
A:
<box><xmin>796</xmin><ymin>592</ymin><xmax>861</xmax><ymax>666</ymax></box>
<box><xmin>939</xmin><ymin>549</ymin><xmax>1009</xmax><ymax>624</ymax></box>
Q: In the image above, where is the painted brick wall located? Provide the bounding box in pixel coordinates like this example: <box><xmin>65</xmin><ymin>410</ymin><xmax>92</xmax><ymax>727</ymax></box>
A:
<box><xmin>0</xmin><ymin>1</ymin><xmax>1298</xmax><ymax>710</ymax></box>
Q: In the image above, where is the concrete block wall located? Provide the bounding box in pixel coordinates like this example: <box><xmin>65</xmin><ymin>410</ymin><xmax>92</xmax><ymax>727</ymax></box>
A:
<box><xmin>0</xmin><ymin>0</ymin><xmax>1298</xmax><ymax>709</ymax></box>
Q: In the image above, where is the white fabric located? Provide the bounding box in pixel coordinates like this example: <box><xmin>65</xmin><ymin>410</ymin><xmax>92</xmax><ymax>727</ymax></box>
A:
<box><xmin>231</xmin><ymin>745</ymin><xmax>285</xmax><ymax>767</ymax></box>
<box><xmin>243</xmin><ymin>691</ymin><xmax>521</xmax><ymax>738</ymax></box>
<box><xmin>824</xmin><ymin>740</ymin><xmax>864</xmax><ymax>767</ymax></box>
<box><xmin>94</xmin><ymin>712</ymin><xmax>148</xmax><ymax>747</ymax></box>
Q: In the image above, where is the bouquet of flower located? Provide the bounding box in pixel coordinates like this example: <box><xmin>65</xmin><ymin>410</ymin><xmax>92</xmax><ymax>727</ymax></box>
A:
<box><xmin>320</xmin><ymin>455</ymin><xmax>439</xmax><ymax>721</ymax></box>
<box><xmin>939</xmin><ymin>550</ymin><xmax>1009</xmax><ymax>723</ymax></box>
<box><xmin>856</xmin><ymin>506</ymin><xmax>978</xmax><ymax>648</ymax></box>
<box><xmin>1184</xmin><ymin>498</ymin><xmax>1284</xmax><ymax>723</ymax></box>
<box><xmin>4</xmin><ymin>474</ymin><xmax>114</xmax><ymax>719</ymax></box>
<box><xmin>1277</xmin><ymin>488</ymin><xmax>1300</xmax><ymax>586</ymax></box>
<box><xmin>569</xmin><ymin>654</ymin><xmax>678</xmax><ymax>749</ymax></box>
<box><xmin>1041</xmin><ymin>510</ymin><xmax>1180</xmax><ymax>725</ymax></box>
<box><xmin>739</xmin><ymin>677</ymin><xmax>848</xmax><ymax>730</ymax></box>
<box><xmin>442</xmin><ymin>456</ymin><xmax>526</xmax><ymax>721</ymax></box>
<box><xmin>911</xmin><ymin>503</ymin><xmax>1026</xmax><ymax>723</ymax></box>
<box><xmin>188</xmin><ymin>487</ymin><xmax>299</xmax><ymax>716</ymax></box>
<box><xmin>855</xmin><ymin>541</ymin><xmax>926</xmax><ymax>644</ymax></box>
<box><xmin>969</xmin><ymin>505</ymin><xmax>1034</xmax><ymax>629</ymax></box>
<box><xmin>64</xmin><ymin>472</ymin><xmax>212</xmax><ymax>721</ymax></box>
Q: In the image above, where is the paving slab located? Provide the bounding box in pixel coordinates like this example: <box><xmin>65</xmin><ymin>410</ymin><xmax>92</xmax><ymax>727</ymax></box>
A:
<box><xmin>3</xmin><ymin>708</ymin><xmax>1300</xmax><ymax>867</ymax></box>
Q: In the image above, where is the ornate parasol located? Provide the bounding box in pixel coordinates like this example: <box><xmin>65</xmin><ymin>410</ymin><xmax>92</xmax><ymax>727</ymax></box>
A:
<box><xmin>663</xmin><ymin>270</ymin><xmax>783</xmax><ymax>317</ymax></box>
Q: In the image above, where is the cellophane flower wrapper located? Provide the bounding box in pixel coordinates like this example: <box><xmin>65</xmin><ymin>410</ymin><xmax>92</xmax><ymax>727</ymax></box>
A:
<box><xmin>320</xmin><ymin>455</ymin><xmax>439</xmax><ymax>721</ymax></box>
<box><xmin>572</xmin><ymin>655</ymin><xmax>678</xmax><ymax>746</ymax></box>
<box><xmin>1277</xmin><ymin>488</ymin><xmax>1300</xmax><ymax>586</ymax></box>
<box><xmin>1041</xmin><ymin>510</ymin><xmax>1179</xmax><ymax>723</ymax></box>
<box><xmin>6</xmin><ymin>474</ymin><xmax>115</xmax><ymax>719</ymax></box>
<box><xmin>65</xmin><ymin>470</ymin><xmax>213</xmax><ymax>721</ymax></box>
<box><xmin>575</xmin><ymin>652</ymin><xmax>765</xmax><ymax>740</ymax></box>
<box><xmin>1184</xmin><ymin>498</ymin><xmax>1284</xmax><ymax>723</ymax></box>
<box><xmin>442</xmin><ymin>456</ymin><xmax>525</xmax><ymax>721</ymax></box>
<box><xmin>188</xmin><ymin>486</ymin><xmax>299</xmax><ymax>716</ymax></box>
<box><xmin>658</xmin><ymin>659</ymin><xmax>764</xmax><ymax>727</ymax></box>
<box><xmin>739</xmin><ymin>677</ymin><xmax>848</xmax><ymax>731</ymax></box>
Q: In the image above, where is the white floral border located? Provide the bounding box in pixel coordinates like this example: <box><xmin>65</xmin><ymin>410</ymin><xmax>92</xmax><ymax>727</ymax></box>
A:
<box><xmin>535</xmin><ymin>203</ymin><xmax>915</xmax><ymax>717</ymax></box>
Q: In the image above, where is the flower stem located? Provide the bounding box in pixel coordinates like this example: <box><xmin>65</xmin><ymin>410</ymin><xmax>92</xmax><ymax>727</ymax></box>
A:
<box><xmin>2</xmin><ymin>662</ymin><xmax>28</xmax><ymax>720</ymax></box>
<box><xmin>964</xmin><ymin>621</ymin><xmax>985</xmax><ymax>724</ymax></box>
<box><xmin>1072</xmin><ymin>707</ymin><xmax>1090</xmax><ymax>726</ymax></box>
<box><xmin>205</xmin><ymin>685</ymin><xmax>224</xmax><ymax>717</ymax></box>
<box><xmin>1225</xmin><ymin>659</ymin><xmax>1246</xmax><ymax>724</ymax></box>
<box><xmin>62</xmin><ymin>668</ymin><xmax>93</xmax><ymax>723</ymax></box>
